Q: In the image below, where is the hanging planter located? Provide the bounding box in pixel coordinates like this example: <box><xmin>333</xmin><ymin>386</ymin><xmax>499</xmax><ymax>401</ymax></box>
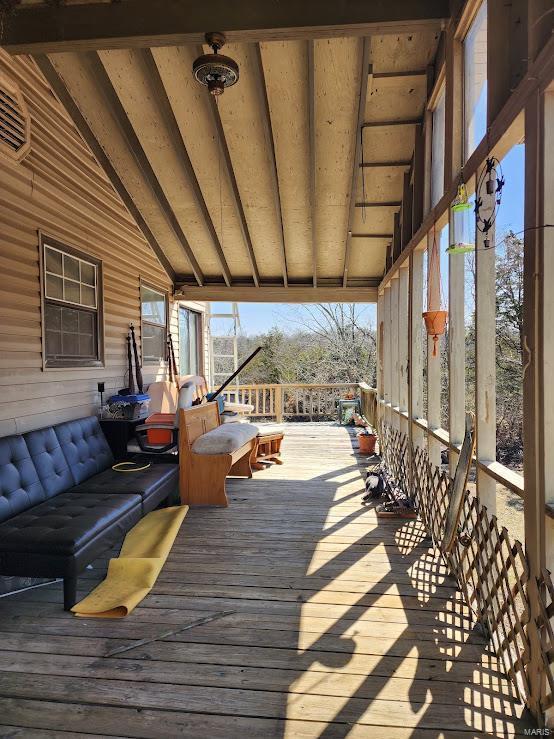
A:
<box><xmin>422</xmin><ymin>309</ymin><xmax>448</xmax><ymax>357</ymax></box>
<box><xmin>447</xmin><ymin>182</ymin><xmax>475</xmax><ymax>254</ymax></box>
<box><xmin>423</xmin><ymin>226</ymin><xmax>448</xmax><ymax>357</ymax></box>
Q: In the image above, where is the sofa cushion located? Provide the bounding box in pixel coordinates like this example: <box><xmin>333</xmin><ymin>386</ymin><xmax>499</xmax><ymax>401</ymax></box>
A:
<box><xmin>24</xmin><ymin>426</ymin><xmax>74</xmax><ymax>499</ymax></box>
<box><xmin>192</xmin><ymin>423</ymin><xmax>259</xmax><ymax>455</ymax></box>
<box><xmin>0</xmin><ymin>435</ymin><xmax>46</xmax><ymax>524</ymax></box>
<box><xmin>69</xmin><ymin>464</ymin><xmax>178</xmax><ymax>514</ymax></box>
<box><xmin>54</xmin><ymin>417</ymin><xmax>113</xmax><ymax>485</ymax></box>
<box><xmin>0</xmin><ymin>491</ymin><xmax>141</xmax><ymax>557</ymax></box>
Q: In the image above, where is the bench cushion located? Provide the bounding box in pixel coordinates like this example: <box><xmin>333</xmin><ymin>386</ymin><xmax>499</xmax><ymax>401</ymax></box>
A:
<box><xmin>0</xmin><ymin>492</ymin><xmax>141</xmax><ymax>557</ymax></box>
<box><xmin>69</xmin><ymin>464</ymin><xmax>178</xmax><ymax>514</ymax></box>
<box><xmin>54</xmin><ymin>417</ymin><xmax>114</xmax><ymax>485</ymax></box>
<box><xmin>256</xmin><ymin>424</ymin><xmax>285</xmax><ymax>437</ymax></box>
<box><xmin>0</xmin><ymin>434</ymin><xmax>46</xmax><ymax>524</ymax></box>
<box><xmin>192</xmin><ymin>423</ymin><xmax>259</xmax><ymax>455</ymax></box>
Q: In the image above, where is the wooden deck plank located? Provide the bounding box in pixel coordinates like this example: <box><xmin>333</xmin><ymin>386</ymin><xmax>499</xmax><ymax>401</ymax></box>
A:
<box><xmin>0</xmin><ymin>422</ymin><xmax>533</xmax><ymax>736</ymax></box>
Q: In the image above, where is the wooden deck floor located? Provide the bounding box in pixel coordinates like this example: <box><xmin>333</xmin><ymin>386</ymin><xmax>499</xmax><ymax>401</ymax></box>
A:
<box><xmin>0</xmin><ymin>423</ymin><xmax>532</xmax><ymax>738</ymax></box>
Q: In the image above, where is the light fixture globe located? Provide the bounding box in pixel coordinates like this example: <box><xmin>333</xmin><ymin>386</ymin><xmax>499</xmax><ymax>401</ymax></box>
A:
<box><xmin>193</xmin><ymin>32</ymin><xmax>239</xmax><ymax>96</ymax></box>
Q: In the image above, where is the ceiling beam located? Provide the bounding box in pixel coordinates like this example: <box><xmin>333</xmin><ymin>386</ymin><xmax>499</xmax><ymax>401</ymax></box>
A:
<box><xmin>371</xmin><ymin>70</ymin><xmax>428</xmax><ymax>79</ymax></box>
<box><xmin>2</xmin><ymin>1</ymin><xmax>449</xmax><ymax>54</ymax></box>
<box><xmin>307</xmin><ymin>39</ymin><xmax>317</xmax><ymax>288</ymax></box>
<box><xmin>139</xmin><ymin>49</ymin><xmax>232</xmax><ymax>287</ymax></box>
<box><xmin>355</xmin><ymin>201</ymin><xmax>402</xmax><ymax>208</ymax></box>
<box><xmin>351</xmin><ymin>233</ymin><xmax>393</xmax><ymax>238</ymax></box>
<box><xmin>253</xmin><ymin>43</ymin><xmax>288</xmax><ymax>287</ymax></box>
<box><xmin>359</xmin><ymin>160</ymin><xmax>412</xmax><ymax>168</ymax></box>
<box><xmin>362</xmin><ymin>119</ymin><xmax>422</xmax><ymax>128</ymax></box>
<box><xmin>343</xmin><ymin>38</ymin><xmax>372</xmax><ymax>288</ymax></box>
<box><xmin>198</xmin><ymin>49</ymin><xmax>260</xmax><ymax>288</ymax></box>
<box><xmin>33</xmin><ymin>54</ymin><xmax>176</xmax><ymax>284</ymax></box>
<box><xmin>175</xmin><ymin>284</ymin><xmax>378</xmax><ymax>303</ymax></box>
<box><xmin>85</xmin><ymin>51</ymin><xmax>204</xmax><ymax>286</ymax></box>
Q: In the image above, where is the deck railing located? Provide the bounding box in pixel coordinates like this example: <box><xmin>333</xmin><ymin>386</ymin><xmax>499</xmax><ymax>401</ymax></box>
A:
<box><xmin>222</xmin><ymin>382</ymin><xmax>377</xmax><ymax>425</ymax></box>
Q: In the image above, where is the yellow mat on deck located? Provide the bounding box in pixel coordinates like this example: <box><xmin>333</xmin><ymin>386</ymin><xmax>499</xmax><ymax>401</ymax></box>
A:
<box><xmin>71</xmin><ymin>505</ymin><xmax>188</xmax><ymax>618</ymax></box>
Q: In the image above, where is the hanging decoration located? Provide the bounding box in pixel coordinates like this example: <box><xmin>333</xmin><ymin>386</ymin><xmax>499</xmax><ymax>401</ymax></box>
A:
<box><xmin>192</xmin><ymin>32</ymin><xmax>239</xmax><ymax>97</ymax></box>
<box><xmin>475</xmin><ymin>156</ymin><xmax>505</xmax><ymax>248</ymax></box>
<box><xmin>447</xmin><ymin>181</ymin><xmax>474</xmax><ymax>254</ymax></box>
<box><xmin>423</xmin><ymin>226</ymin><xmax>448</xmax><ymax>357</ymax></box>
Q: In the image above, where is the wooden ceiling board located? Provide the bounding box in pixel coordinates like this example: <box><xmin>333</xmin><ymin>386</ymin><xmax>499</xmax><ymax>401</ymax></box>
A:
<box><xmin>355</xmin><ymin>166</ymin><xmax>404</xmax><ymax>203</ymax></box>
<box><xmin>48</xmin><ymin>52</ymin><xmax>194</xmax><ymax>274</ymax></box>
<box><xmin>98</xmin><ymin>49</ymin><xmax>223</xmax><ymax>277</ymax></box>
<box><xmin>313</xmin><ymin>36</ymin><xmax>362</xmax><ymax>279</ymax></box>
<box><xmin>348</xmin><ymin>240</ymin><xmax>387</xmax><ymax>278</ymax></box>
<box><xmin>364</xmin><ymin>75</ymin><xmax>427</xmax><ymax>122</ymax></box>
<box><xmin>369</xmin><ymin>30</ymin><xmax>440</xmax><ymax>73</ymax></box>
<box><xmin>361</xmin><ymin>125</ymin><xmax>416</xmax><ymax>162</ymax></box>
<box><xmin>151</xmin><ymin>45</ymin><xmax>253</xmax><ymax>278</ymax></box>
<box><xmin>351</xmin><ymin>205</ymin><xmax>397</xmax><ymax>234</ymax></box>
<box><xmin>214</xmin><ymin>42</ymin><xmax>286</xmax><ymax>280</ymax></box>
<box><xmin>260</xmin><ymin>40</ymin><xmax>312</xmax><ymax>280</ymax></box>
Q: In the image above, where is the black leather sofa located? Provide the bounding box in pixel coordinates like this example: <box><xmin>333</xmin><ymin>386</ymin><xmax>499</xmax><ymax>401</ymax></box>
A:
<box><xmin>0</xmin><ymin>416</ymin><xmax>178</xmax><ymax>610</ymax></box>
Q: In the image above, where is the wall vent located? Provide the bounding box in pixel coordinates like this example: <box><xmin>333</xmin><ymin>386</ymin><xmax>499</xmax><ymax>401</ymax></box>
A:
<box><xmin>0</xmin><ymin>73</ymin><xmax>31</xmax><ymax>162</ymax></box>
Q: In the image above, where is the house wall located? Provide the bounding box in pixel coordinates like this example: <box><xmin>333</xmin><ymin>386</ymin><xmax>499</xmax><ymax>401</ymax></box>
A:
<box><xmin>0</xmin><ymin>49</ymin><xmax>208</xmax><ymax>436</ymax></box>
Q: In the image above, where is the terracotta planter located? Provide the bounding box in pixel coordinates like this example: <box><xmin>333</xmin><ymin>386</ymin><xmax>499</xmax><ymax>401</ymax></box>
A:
<box><xmin>422</xmin><ymin>310</ymin><xmax>448</xmax><ymax>356</ymax></box>
<box><xmin>358</xmin><ymin>433</ymin><xmax>377</xmax><ymax>455</ymax></box>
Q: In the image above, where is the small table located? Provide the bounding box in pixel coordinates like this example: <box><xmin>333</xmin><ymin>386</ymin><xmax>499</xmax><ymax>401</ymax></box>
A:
<box><xmin>99</xmin><ymin>416</ymin><xmax>149</xmax><ymax>460</ymax></box>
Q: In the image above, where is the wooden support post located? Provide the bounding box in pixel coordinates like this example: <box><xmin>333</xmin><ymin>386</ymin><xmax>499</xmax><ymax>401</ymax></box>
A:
<box><xmin>390</xmin><ymin>277</ymin><xmax>400</xmax><ymax>430</ymax></box>
<box><xmin>444</xmin><ymin>25</ymin><xmax>462</xmax><ymax>183</ymax></box>
<box><xmin>398</xmin><ymin>266</ymin><xmax>409</xmax><ymax>440</ymax></box>
<box><xmin>412</xmin><ymin>127</ymin><xmax>425</xmax><ymax>233</ymax></box>
<box><xmin>475</xmin><ymin>174</ymin><xmax>497</xmax><ymax>514</ymax></box>
<box><xmin>423</xmin><ymin>111</ymin><xmax>433</xmax><ymax>217</ymax></box>
<box><xmin>393</xmin><ymin>212</ymin><xmax>401</xmax><ymax>262</ymax></box>
<box><xmin>377</xmin><ymin>291</ymin><xmax>384</xmax><ymax>402</ymax></box>
<box><xmin>448</xmin><ymin>226</ymin><xmax>466</xmax><ymax>474</ymax></box>
<box><xmin>401</xmin><ymin>171</ymin><xmax>413</xmax><ymax>249</ymax></box>
<box><xmin>410</xmin><ymin>248</ymin><xmax>425</xmax><ymax>449</ymax></box>
<box><xmin>383</xmin><ymin>286</ymin><xmax>392</xmax><ymax>426</ymax></box>
<box><xmin>275</xmin><ymin>385</ymin><xmax>284</xmax><ymax>424</ymax></box>
<box><xmin>426</xmin><ymin>232</ymin><xmax>441</xmax><ymax>468</ymax></box>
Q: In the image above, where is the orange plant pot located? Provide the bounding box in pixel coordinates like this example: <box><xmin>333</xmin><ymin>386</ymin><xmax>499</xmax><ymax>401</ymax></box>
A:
<box><xmin>422</xmin><ymin>310</ymin><xmax>448</xmax><ymax>357</ymax></box>
<box><xmin>358</xmin><ymin>433</ymin><xmax>377</xmax><ymax>455</ymax></box>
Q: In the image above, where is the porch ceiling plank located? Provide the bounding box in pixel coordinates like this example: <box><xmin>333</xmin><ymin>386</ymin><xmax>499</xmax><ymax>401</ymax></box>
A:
<box><xmin>85</xmin><ymin>51</ymin><xmax>204</xmax><ymax>286</ymax></box>
<box><xmin>307</xmin><ymin>39</ymin><xmax>317</xmax><ymax>288</ymax></box>
<box><xmin>138</xmin><ymin>48</ymin><xmax>232</xmax><ymax>287</ymax></box>
<box><xmin>32</xmin><ymin>54</ymin><xmax>176</xmax><ymax>283</ymax></box>
<box><xmin>253</xmin><ymin>43</ymin><xmax>288</xmax><ymax>287</ymax></box>
<box><xmin>359</xmin><ymin>160</ymin><xmax>412</xmax><ymax>168</ymax></box>
<box><xmin>174</xmin><ymin>285</ymin><xmax>378</xmax><ymax>303</ymax></box>
<box><xmin>342</xmin><ymin>37</ymin><xmax>372</xmax><ymax>288</ymax></box>
<box><xmin>2</xmin><ymin>1</ymin><xmax>449</xmax><ymax>54</ymax></box>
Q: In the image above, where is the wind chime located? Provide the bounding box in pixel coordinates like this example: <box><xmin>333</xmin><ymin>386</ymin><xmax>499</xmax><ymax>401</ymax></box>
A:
<box><xmin>422</xmin><ymin>226</ymin><xmax>448</xmax><ymax>357</ymax></box>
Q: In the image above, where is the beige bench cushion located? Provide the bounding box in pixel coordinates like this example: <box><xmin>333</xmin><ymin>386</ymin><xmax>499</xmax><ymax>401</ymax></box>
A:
<box><xmin>256</xmin><ymin>423</ymin><xmax>285</xmax><ymax>437</ymax></box>
<box><xmin>192</xmin><ymin>423</ymin><xmax>259</xmax><ymax>455</ymax></box>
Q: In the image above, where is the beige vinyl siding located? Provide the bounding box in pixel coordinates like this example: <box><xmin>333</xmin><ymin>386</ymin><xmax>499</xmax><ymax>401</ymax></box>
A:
<box><xmin>0</xmin><ymin>50</ymin><xmax>207</xmax><ymax>436</ymax></box>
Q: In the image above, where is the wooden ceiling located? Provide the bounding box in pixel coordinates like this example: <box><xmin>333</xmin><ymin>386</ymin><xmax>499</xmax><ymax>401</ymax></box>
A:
<box><xmin>1</xmin><ymin>1</ymin><xmax>445</xmax><ymax>301</ymax></box>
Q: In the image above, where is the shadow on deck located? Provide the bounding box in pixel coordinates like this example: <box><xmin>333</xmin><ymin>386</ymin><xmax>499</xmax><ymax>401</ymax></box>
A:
<box><xmin>0</xmin><ymin>423</ymin><xmax>532</xmax><ymax>737</ymax></box>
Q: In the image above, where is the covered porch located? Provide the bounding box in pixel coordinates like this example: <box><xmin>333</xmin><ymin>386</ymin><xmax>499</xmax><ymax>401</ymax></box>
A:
<box><xmin>0</xmin><ymin>423</ymin><xmax>531</xmax><ymax>737</ymax></box>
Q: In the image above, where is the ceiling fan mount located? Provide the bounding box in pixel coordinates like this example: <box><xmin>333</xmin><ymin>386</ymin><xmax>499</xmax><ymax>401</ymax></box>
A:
<box><xmin>192</xmin><ymin>31</ymin><xmax>239</xmax><ymax>96</ymax></box>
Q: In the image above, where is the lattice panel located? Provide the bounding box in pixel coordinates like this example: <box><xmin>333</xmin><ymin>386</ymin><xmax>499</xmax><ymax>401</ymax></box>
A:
<box><xmin>378</xmin><ymin>421</ymin><xmax>552</xmax><ymax>714</ymax></box>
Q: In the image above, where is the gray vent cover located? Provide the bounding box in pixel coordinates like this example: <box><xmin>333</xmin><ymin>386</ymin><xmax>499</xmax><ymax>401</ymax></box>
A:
<box><xmin>0</xmin><ymin>74</ymin><xmax>30</xmax><ymax>161</ymax></box>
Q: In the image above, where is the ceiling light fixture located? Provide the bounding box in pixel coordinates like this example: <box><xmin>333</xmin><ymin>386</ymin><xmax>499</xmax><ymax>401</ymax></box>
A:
<box><xmin>192</xmin><ymin>32</ymin><xmax>239</xmax><ymax>96</ymax></box>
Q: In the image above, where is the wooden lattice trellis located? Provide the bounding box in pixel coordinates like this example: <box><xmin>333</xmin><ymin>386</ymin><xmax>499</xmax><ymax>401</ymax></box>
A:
<box><xmin>379</xmin><ymin>420</ymin><xmax>554</xmax><ymax>720</ymax></box>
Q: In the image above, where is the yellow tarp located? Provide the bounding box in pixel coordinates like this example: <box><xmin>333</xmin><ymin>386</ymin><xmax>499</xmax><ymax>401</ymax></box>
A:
<box><xmin>71</xmin><ymin>505</ymin><xmax>188</xmax><ymax>618</ymax></box>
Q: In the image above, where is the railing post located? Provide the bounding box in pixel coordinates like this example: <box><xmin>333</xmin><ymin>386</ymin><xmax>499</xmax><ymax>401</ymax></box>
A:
<box><xmin>275</xmin><ymin>385</ymin><xmax>284</xmax><ymax>423</ymax></box>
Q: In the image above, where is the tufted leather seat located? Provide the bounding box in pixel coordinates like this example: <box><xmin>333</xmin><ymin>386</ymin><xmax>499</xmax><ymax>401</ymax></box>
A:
<box><xmin>69</xmin><ymin>464</ymin><xmax>178</xmax><ymax>514</ymax></box>
<box><xmin>54</xmin><ymin>417</ymin><xmax>114</xmax><ymax>485</ymax></box>
<box><xmin>0</xmin><ymin>416</ymin><xmax>177</xmax><ymax>610</ymax></box>
<box><xmin>0</xmin><ymin>492</ymin><xmax>141</xmax><ymax>566</ymax></box>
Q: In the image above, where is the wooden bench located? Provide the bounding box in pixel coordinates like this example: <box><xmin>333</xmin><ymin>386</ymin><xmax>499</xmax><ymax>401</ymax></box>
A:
<box><xmin>178</xmin><ymin>403</ymin><xmax>258</xmax><ymax>507</ymax></box>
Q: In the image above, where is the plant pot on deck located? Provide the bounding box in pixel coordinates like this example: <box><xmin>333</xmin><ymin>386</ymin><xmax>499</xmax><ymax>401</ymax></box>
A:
<box><xmin>358</xmin><ymin>432</ymin><xmax>377</xmax><ymax>455</ymax></box>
